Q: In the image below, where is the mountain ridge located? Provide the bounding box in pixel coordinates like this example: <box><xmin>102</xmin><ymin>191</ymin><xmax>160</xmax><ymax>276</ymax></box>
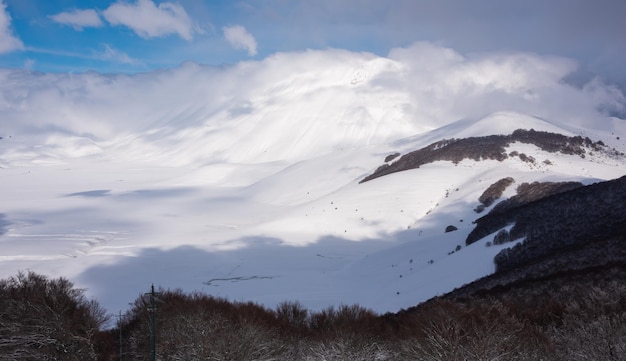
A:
<box><xmin>361</xmin><ymin>128</ymin><xmax>620</xmax><ymax>183</ymax></box>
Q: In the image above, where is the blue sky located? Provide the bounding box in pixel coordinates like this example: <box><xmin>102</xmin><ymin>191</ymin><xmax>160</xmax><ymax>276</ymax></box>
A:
<box><xmin>0</xmin><ymin>0</ymin><xmax>625</xmax><ymax>86</ymax></box>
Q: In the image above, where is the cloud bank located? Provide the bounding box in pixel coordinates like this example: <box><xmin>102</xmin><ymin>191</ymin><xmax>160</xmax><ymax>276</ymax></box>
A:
<box><xmin>103</xmin><ymin>0</ymin><xmax>197</xmax><ymax>40</ymax></box>
<box><xmin>223</xmin><ymin>25</ymin><xmax>258</xmax><ymax>56</ymax></box>
<box><xmin>0</xmin><ymin>0</ymin><xmax>22</xmax><ymax>53</ymax></box>
<box><xmin>231</xmin><ymin>0</ymin><xmax>626</xmax><ymax>91</ymax></box>
<box><xmin>0</xmin><ymin>43</ymin><xmax>623</xmax><ymax>163</ymax></box>
<box><xmin>49</xmin><ymin>9</ymin><xmax>103</xmax><ymax>30</ymax></box>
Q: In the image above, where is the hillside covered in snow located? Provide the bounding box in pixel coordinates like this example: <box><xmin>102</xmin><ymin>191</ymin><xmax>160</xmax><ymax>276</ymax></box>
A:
<box><xmin>1</xmin><ymin>43</ymin><xmax>625</xmax><ymax>315</ymax></box>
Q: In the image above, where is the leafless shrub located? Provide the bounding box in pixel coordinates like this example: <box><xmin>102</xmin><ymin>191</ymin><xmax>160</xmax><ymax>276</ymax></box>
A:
<box><xmin>305</xmin><ymin>337</ymin><xmax>396</xmax><ymax>361</ymax></box>
<box><xmin>517</xmin><ymin>153</ymin><xmax>535</xmax><ymax>163</ymax></box>
<box><xmin>398</xmin><ymin>299</ymin><xmax>548</xmax><ymax>361</ymax></box>
<box><xmin>121</xmin><ymin>289</ymin><xmax>285</xmax><ymax>360</ymax></box>
<box><xmin>275</xmin><ymin>301</ymin><xmax>309</xmax><ymax>330</ymax></box>
<box><xmin>551</xmin><ymin>312</ymin><xmax>626</xmax><ymax>361</ymax></box>
<box><xmin>548</xmin><ymin>284</ymin><xmax>626</xmax><ymax>361</ymax></box>
<box><xmin>0</xmin><ymin>271</ymin><xmax>108</xmax><ymax>361</ymax></box>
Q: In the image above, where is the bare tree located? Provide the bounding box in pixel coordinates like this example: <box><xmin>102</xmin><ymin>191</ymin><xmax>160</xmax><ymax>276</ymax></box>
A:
<box><xmin>549</xmin><ymin>284</ymin><xmax>626</xmax><ymax>361</ymax></box>
<box><xmin>0</xmin><ymin>272</ymin><xmax>109</xmax><ymax>361</ymax></box>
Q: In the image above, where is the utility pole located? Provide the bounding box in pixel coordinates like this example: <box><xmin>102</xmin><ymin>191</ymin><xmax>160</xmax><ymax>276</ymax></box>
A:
<box><xmin>146</xmin><ymin>284</ymin><xmax>158</xmax><ymax>361</ymax></box>
<box><xmin>118</xmin><ymin>311</ymin><xmax>123</xmax><ymax>361</ymax></box>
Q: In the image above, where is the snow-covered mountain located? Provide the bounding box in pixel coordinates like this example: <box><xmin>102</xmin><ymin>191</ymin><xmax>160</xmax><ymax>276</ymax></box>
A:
<box><xmin>1</xmin><ymin>44</ymin><xmax>625</xmax><ymax>316</ymax></box>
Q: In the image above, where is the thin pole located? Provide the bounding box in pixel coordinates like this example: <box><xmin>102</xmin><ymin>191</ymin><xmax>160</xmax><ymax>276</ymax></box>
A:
<box><xmin>150</xmin><ymin>284</ymin><xmax>156</xmax><ymax>361</ymax></box>
<box><xmin>118</xmin><ymin>311</ymin><xmax>123</xmax><ymax>361</ymax></box>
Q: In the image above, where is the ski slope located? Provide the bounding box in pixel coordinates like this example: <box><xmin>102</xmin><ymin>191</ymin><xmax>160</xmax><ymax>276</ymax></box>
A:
<box><xmin>1</xmin><ymin>43</ymin><xmax>625</xmax><ymax>316</ymax></box>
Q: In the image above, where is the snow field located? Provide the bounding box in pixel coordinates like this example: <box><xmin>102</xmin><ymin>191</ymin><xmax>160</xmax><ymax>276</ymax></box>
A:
<box><xmin>1</xmin><ymin>44</ymin><xmax>625</xmax><ymax>315</ymax></box>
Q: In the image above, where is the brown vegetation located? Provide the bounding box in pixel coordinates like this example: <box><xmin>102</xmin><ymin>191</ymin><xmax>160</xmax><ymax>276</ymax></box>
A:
<box><xmin>2</xmin><ymin>261</ymin><xmax>625</xmax><ymax>361</ymax></box>
<box><xmin>489</xmin><ymin>180</ymin><xmax>583</xmax><ymax>215</ymax></box>
<box><xmin>467</xmin><ymin>176</ymin><xmax>626</xmax><ymax>274</ymax></box>
<box><xmin>361</xmin><ymin>129</ymin><xmax>613</xmax><ymax>183</ymax></box>
<box><xmin>105</xmin><ymin>274</ymin><xmax>625</xmax><ymax>361</ymax></box>
<box><xmin>0</xmin><ymin>272</ymin><xmax>109</xmax><ymax>360</ymax></box>
<box><xmin>475</xmin><ymin>177</ymin><xmax>515</xmax><ymax>213</ymax></box>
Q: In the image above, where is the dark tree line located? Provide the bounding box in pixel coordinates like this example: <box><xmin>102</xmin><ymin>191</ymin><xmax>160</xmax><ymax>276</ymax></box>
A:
<box><xmin>2</xmin><ymin>265</ymin><xmax>625</xmax><ymax>360</ymax></box>
<box><xmin>361</xmin><ymin>128</ymin><xmax>615</xmax><ymax>183</ymax></box>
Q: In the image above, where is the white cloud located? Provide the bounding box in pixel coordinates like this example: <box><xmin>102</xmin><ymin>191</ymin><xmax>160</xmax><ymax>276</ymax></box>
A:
<box><xmin>103</xmin><ymin>0</ymin><xmax>197</xmax><ymax>40</ymax></box>
<box><xmin>0</xmin><ymin>43</ymin><xmax>622</xmax><ymax>142</ymax></box>
<box><xmin>23</xmin><ymin>58</ymin><xmax>35</xmax><ymax>70</ymax></box>
<box><xmin>0</xmin><ymin>0</ymin><xmax>23</xmax><ymax>54</ymax></box>
<box><xmin>223</xmin><ymin>25</ymin><xmax>257</xmax><ymax>56</ymax></box>
<box><xmin>49</xmin><ymin>9</ymin><xmax>104</xmax><ymax>30</ymax></box>
<box><xmin>94</xmin><ymin>44</ymin><xmax>139</xmax><ymax>65</ymax></box>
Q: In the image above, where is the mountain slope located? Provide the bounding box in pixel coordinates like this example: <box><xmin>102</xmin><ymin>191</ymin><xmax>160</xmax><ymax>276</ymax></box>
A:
<box><xmin>1</xmin><ymin>111</ymin><xmax>622</xmax><ymax>315</ymax></box>
<box><xmin>1</xmin><ymin>47</ymin><xmax>625</xmax><ymax>315</ymax></box>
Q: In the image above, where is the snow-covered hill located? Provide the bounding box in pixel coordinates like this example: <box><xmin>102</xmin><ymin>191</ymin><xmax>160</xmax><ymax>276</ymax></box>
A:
<box><xmin>0</xmin><ymin>43</ymin><xmax>625</xmax><ymax>315</ymax></box>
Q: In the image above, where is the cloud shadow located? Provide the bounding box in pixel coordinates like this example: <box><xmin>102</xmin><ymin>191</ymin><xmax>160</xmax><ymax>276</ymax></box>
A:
<box><xmin>76</xmin><ymin>234</ymin><xmax>396</xmax><ymax>318</ymax></box>
<box><xmin>0</xmin><ymin>214</ymin><xmax>10</xmax><ymax>235</ymax></box>
<box><xmin>64</xmin><ymin>190</ymin><xmax>112</xmax><ymax>198</ymax></box>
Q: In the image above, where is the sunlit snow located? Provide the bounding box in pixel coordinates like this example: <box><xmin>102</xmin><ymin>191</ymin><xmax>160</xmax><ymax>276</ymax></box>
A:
<box><xmin>1</xmin><ymin>43</ymin><xmax>625</xmax><ymax>316</ymax></box>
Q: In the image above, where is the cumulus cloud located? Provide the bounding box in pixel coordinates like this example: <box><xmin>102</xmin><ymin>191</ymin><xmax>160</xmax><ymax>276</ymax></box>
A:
<box><xmin>385</xmin><ymin>42</ymin><xmax>607</xmax><ymax>125</ymax></box>
<box><xmin>236</xmin><ymin>0</ymin><xmax>626</xmax><ymax>91</ymax></box>
<box><xmin>0</xmin><ymin>0</ymin><xmax>23</xmax><ymax>54</ymax></box>
<box><xmin>103</xmin><ymin>0</ymin><xmax>197</xmax><ymax>40</ymax></box>
<box><xmin>223</xmin><ymin>25</ymin><xmax>257</xmax><ymax>56</ymax></box>
<box><xmin>49</xmin><ymin>9</ymin><xmax>104</xmax><ymax>30</ymax></box>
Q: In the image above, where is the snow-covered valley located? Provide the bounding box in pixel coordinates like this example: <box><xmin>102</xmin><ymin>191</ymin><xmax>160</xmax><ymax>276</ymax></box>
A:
<box><xmin>1</xmin><ymin>44</ymin><xmax>625</xmax><ymax>316</ymax></box>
